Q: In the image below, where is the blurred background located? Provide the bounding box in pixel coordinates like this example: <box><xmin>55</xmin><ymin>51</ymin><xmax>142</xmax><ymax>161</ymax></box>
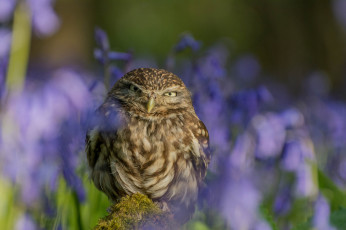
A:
<box><xmin>32</xmin><ymin>0</ymin><xmax>346</xmax><ymax>97</ymax></box>
<box><xmin>1</xmin><ymin>0</ymin><xmax>346</xmax><ymax>229</ymax></box>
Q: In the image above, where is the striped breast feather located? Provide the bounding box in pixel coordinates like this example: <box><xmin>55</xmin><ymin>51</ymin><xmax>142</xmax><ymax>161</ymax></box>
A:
<box><xmin>190</xmin><ymin>120</ymin><xmax>211</xmax><ymax>183</ymax></box>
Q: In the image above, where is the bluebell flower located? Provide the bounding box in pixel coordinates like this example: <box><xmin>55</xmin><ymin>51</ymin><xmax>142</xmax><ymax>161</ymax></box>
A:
<box><xmin>280</xmin><ymin>108</ymin><xmax>304</xmax><ymax>128</ymax></box>
<box><xmin>306</xmin><ymin>99</ymin><xmax>346</xmax><ymax>155</ymax></box>
<box><xmin>251</xmin><ymin>113</ymin><xmax>286</xmax><ymax>159</ymax></box>
<box><xmin>0</xmin><ymin>0</ymin><xmax>15</xmax><ymax>22</ymax></box>
<box><xmin>338</xmin><ymin>159</ymin><xmax>346</xmax><ymax>181</ymax></box>
<box><xmin>324</xmin><ymin>102</ymin><xmax>346</xmax><ymax>148</ymax></box>
<box><xmin>0</xmin><ymin>0</ymin><xmax>60</xmax><ymax>36</ymax></box>
<box><xmin>295</xmin><ymin>163</ymin><xmax>317</xmax><ymax>197</ymax></box>
<box><xmin>234</xmin><ymin>54</ymin><xmax>261</xmax><ymax>82</ymax></box>
<box><xmin>221</xmin><ymin>179</ymin><xmax>269</xmax><ymax>230</ymax></box>
<box><xmin>280</xmin><ymin>134</ymin><xmax>317</xmax><ymax>198</ymax></box>
<box><xmin>95</xmin><ymin>27</ymin><xmax>110</xmax><ymax>52</ymax></box>
<box><xmin>94</xmin><ymin>49</ymin><xmax>133</xmax><ymax>65</ymax></box>
<box><xmin>93</xmin><ymin>49</ymin><xmax>106</xmax><ymax>65</ymax></box>
<box><xmin>94</xmin><ymin>28</ymin><xmax>133</xmax><ymax>91</ymax></box>
<box><xmin>175</xmin><ymin>45</ymin><xmax>232</xmax><ymax>157</ymax></box>
<box><xmin>229</xmin><ymin>133</ymin><xmax>254</xmax><ymax>170</ymax></box>
<box><xmin>0</xmin><ymin>69</ymin><xmax>92</xmax><ymax>206</ymax></box>
<box><xmin>29</xmin><ymin>0</ymin><xmax>60</xmax><ymax>36</ymax></box>
<box><xmin>174</xmin><ymin>33</ymin><xmax>201</xmax><ymax>53</ymax></box>
<box><xmin>256</xmin><ymin>86</ymin><xmax>273</xmax><ymax>104</ymax></box>
<box><xmin>229</xmin><ymin>87</ymin><xmax>271</xmax><ymax>126</ymax></box>
<box><xmin>0</xmin><ymin>29</ymin><xmax>11</xmax><ymax>99</ymax></box>
<box><xmin>254</xmin><ymin>222</ymin><xmax>272</xmax><ymax>230</ymax></box>
<box><xmin>273</xmin><ymin>186</ymin><xmax>292</xmax><ymax>215</ymax></box>
<box><xmin>281</xmin><ymin>137</ymin><xmax>315</xmax><ymax>172</ymax></box>
<box><xmin>313</xmin><ymin>194</ymin><xmax>336</xmax><ymax>230</ymax></box>
<box><xmin>197</xmin><ymin>45</ymin><xmax>228</xmax><ymax>80</ymax></box>
<box><xmin>108</xmin><ymin>51</ymin><xmax>132</xmax><ymax>61</ymax></box>
<box><xmin>15</xmin><ymin>213</ymin><xmax>37</xmax><ymax>230</ymax></box>
<box><xmin>0</xmin><ymin>29</ymin><xmax>11</xmax><ymax>57</ymax></box>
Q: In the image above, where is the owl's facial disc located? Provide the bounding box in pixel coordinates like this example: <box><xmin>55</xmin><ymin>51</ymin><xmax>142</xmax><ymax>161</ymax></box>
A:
<box><xmin>114</xmin><ymin>79</ymin><xmax>191</xmax><ymax>118</ymax></box>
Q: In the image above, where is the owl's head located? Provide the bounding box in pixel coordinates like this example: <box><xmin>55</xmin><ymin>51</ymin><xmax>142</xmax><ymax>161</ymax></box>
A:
<box><xmin>108</xmin><ymin>68</ymin><xmax>193</xmax><ymax>119</ymax></box>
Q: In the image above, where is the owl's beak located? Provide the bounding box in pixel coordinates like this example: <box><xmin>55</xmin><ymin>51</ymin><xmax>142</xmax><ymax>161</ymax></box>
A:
<box><xmin>147</xmin><ymin>97</ymin><xmax>155</xmax><ymax>113</ymax></box>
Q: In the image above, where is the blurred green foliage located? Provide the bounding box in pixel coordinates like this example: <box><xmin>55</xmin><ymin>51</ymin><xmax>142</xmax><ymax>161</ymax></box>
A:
<box><xmin>45</xmin><ymin>0</ymin><xmax>346</xmax><ymax>94</ymax></box>
<box><xmin>32</xmin><ymin>0</ymin><xmax>346</xmax><ymax>94</ymax></box>
<box><xmin>330</xmin><ymin>208</ymin><xmax>346</xmax><ymax>230</ymax></box>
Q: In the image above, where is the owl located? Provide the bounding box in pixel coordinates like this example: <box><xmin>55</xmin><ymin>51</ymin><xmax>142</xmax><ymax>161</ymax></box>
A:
<box><xmin>86</xmin><ymin>68</ymin><xmax>210</xmax><ymax>222</ymax></box>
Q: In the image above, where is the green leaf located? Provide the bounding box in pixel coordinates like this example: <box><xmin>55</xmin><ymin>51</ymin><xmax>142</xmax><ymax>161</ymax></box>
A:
<box><xmin>6</xmin><ymin>2</ymin><xmax>32</xmax><ymax>92</ymax></box>
<box><xmin>186</xmin><ymin>221</ymin><xmax>210</xmax><ymax>230</ymax></box>
<box><xmin>330</xmin><ymin>207</ymin><xmax>346</xmax><ymax>230</ymax></box>
<box><xmin>317</xmin><ymin>168</ymin><xmax>346</xmax><ymax>210</ymax></box>
<box><xmin>291</xmin><ymin>221</ymin><xmax>311</xmax><ymax>230</ymax></box>
<box><xmin>259</xmin><ymin>203</ymin><xmax>279</xmax><ymax>230</ymax></box>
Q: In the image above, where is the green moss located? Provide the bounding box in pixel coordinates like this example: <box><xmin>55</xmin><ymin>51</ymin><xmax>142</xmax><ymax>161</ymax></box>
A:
<box><xmin>94</xmin><ymin>193</ymin><xmax>177</xmax><ymax>230</ymax></box>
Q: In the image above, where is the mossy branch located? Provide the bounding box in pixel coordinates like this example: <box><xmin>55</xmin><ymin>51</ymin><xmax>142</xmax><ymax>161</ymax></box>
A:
<box><xmin>94</xmin><ymin>193</ymin><xmax>177</xmax><ymax>230</ymax></box>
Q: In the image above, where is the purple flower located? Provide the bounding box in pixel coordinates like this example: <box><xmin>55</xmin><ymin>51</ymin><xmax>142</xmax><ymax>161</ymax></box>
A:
<box><xmin>280</xmin><ymin>108</ymin><xmax>304</xmax><ymax>128</ymax></box>
<box><xmin>230</xmin><ymin>87</ymin><xmax>272</xmax><ymax>125</ymax></box>
<box><xmin>0</xmin><ymin>0</ymin><xmax>60</xmax><ymax>36</ymax></box>
<box><xmin>221</xmin><ymin>179</ymin><xmax>268</xmax><ymax>230</ymax></box>
<box><xmin>234</xmin><ymin>54</ymin><xmax>261</xmax><ymax>81</ymax></box>
<box><xmin>229</xmin><ymin>133</ymin><xmax>254</xmax><ymax>170</ymax></box>
<box><xmin>0</xmin><ymin>0</ymin><xmax>16</xmax><ymax>22</ymax></box>
<box><xmin>325</xmin><ymin>103</ymin><xmax>346</xmax><ymax>148</ymax></box>
<box><xmin>307</xmin><ymin>100</ymin><xmax>346</xmax><ymax>150</ymax></box>
<box><xmin>15</xmin><ymin>213</ymin><xmax>37</xmax><ymax>230</ymax></box>
<box><xmin>197</xmin><ymin>45</ymin><xmax>228</xmax><ymax>80</ymax></box>
<box><xmin>108</xmin><ymin>51</ymin><xmax>132</xmax><ymax>61</ymax></box>
<box><xmin>0</xmin><ymin>69</ymin><xmax>92</xmax><ymax>205</ymax></box>
<box><xmin>273</xmin><ymin>186</ymin><xmax>292</xmax><ymax>215</ymax></box>
<box><xmin>95</xmin><ymin>27</ymin><xmax>110</xmax><ymax>51</ymax></box>
<box><xmin>256</xmin><ymin>86</ymin><xmax>273</xmax><ymax>104</ymax></box>
<box><xmin>0</xmin><ymin>29</ymin><xmax>12</xmax><ymax>58</ymax></box>
<box><xmin>0</xmin><ymin>29</ymin><xmax>11</xmax><ymax>100</ymax></box>
<box><xmin>281</xmin><ymin>138</ymin><xmax>315</xmax><ymax>172</ymax></box>
<box><xmin>313</xmin><ymin>194</ymin><xmax>335</xmax><ymax>230</ymax></box>
<box><xmin>295</xmin><ymin>164</ymin><xmax>317</xmax><ymax>197</ymax></box>
<box><xmin>281</xmin><ymin>141</ymin><xmax>303</xmax><ymax>171</ymax></box>
<box><xmin>174</xmin><ymin>33</ymin><xmax>201</xmax><ymax>52</ymax></box>
<box><xmin>94</xmin><ymin>49</ymin><xmax>132</xmax><ymax>64</ymax></box>
<box><xmin>28</xmin><ymin>0</ymin><xmax>60</xmax><ymax>36</ymax></box>
<box><xmin>252</xmin><ymin>113</ymin><xmax>286</xmax><ymax>159</ymax></box>
<box><xmin>271</xmin><ymin>121</ymin><xmax>319</xmax><ymax>198</ymax></box>
<box><xmin>93</xmin><ymin>28</ymin><xmax>133</xmax><ymax>90</ymax></box>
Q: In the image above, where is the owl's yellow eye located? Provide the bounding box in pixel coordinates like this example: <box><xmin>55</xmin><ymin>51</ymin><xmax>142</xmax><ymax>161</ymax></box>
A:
<box><xmin>129</xmin><ymin>85</ymin><xmax>139</xmax><ymax>92</ymax></box>
<box><xmin>164</xmin><ymin>92</ymin><xmax>177</xmax><ymax>97</ymax></box>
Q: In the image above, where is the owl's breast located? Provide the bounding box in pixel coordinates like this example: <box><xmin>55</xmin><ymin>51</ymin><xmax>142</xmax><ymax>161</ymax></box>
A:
<box><xmin>109</xmin><ymin>116</ymin><xmax>198</xmax><ymax>204</ymax></box>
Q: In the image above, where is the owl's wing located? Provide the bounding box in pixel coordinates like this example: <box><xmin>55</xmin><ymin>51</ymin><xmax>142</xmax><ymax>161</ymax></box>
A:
<box><xmin>191</xmin><ymin>120</ymin><xmax>211</xmax><ymax>183</ymax></box>
<box><xmin>85</xmin><ymin>100</ymin><xmax>123</xmax><ymax>200</ymax></box>
<box><xmin>86</xmin><ymin>100</ymin><xmax>121</xmax><ymax>169</ymax></box>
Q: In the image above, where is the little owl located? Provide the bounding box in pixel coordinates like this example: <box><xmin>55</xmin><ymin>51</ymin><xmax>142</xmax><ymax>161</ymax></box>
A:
<box><xmin>86</xmin><ymin>68</ymin><xmax>210</xmax><ymax>222</ymax></box>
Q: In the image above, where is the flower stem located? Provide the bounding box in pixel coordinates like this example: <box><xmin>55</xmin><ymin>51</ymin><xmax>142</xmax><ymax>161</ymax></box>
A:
<box><xmin>72</xmin><ymin>191</ymin><xmax>83</xmax><ymax>230</ymax></box>
<box><xmin>104</xmin><ymin>63</ymin><xmax>111</xmax><ymax>91</ymax></box>
<box><xmin>5</xmin><ymin>2</ymin><xmax>32</xmax><ymax>92</ymax></box>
